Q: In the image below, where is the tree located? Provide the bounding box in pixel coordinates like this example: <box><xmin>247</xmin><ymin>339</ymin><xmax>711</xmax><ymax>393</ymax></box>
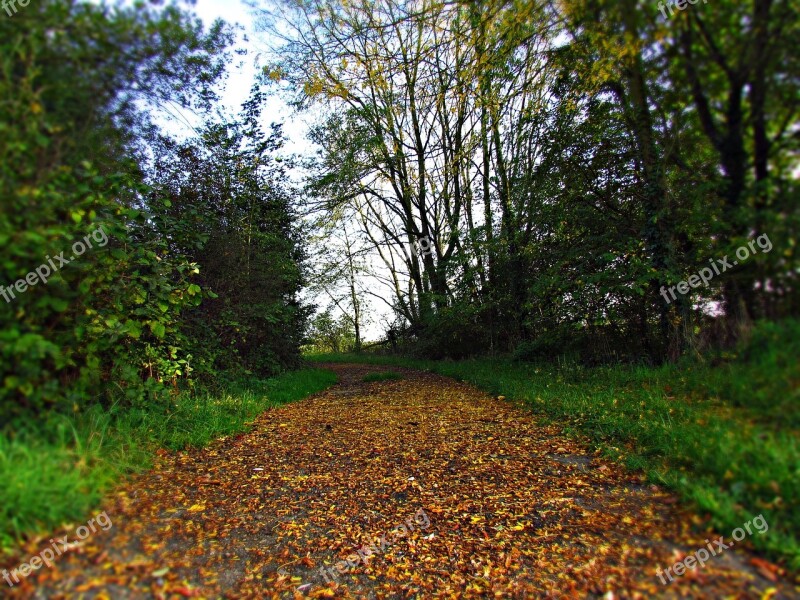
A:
<box><xmin>260</xmin><ymin>0</ymin><xmax>799</xmax><ymax>362</ymax></box>
<box><xmin>148</xmin><ymin>89</ymin><xmax>310</xmax><ymax>377</ymax></box>
<box><xmin>306</xmin><ymin>308</ymin><xmax>356</xmax><ymax>354</ymax></box>
<box><xmin>0</xmin><ymin>0</ymin><xmax>233</xmax><ymax>419</ymax></box>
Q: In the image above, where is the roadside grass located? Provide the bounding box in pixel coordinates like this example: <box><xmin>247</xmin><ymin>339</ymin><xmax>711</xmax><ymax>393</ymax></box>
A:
<box><xmin>307</xmin><ymin>319</ymin><xmax>800</xmax><ymax>571</ymax></box>
<box><xmin>362</xmin><ymin>371</ymin><xmax>403</xmax><ymax>383</ymax></box>
<box><xmin>0</xmin><ymin>367</ymin><xmax>337</xmax><ymax>553</ymax></box>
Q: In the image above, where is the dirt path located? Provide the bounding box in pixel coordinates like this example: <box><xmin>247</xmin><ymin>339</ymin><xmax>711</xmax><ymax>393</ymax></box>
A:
<box><xmin>5</xmin><ymin>364</ymin><xmax>797</xmax><ymax>599</ymax></box>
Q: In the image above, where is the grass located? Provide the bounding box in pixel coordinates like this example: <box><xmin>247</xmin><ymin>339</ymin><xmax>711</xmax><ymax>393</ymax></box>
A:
<box><xmin>362</xmin><ymin>371</ymin><xmax>403</xmax><ymax>383</ymax></box>
<box><xmin>307</xmin><ymin>319</ymin><xmax>800</xmax><ymax>571</ymax></box>
<box><xmin>0</xmin><ymin>367</ymin><xmax>337</xmax><ymax>554</ymax></box>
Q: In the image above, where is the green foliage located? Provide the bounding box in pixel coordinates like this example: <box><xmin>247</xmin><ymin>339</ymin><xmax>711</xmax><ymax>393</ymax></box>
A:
<box><xmin>413</xmin><ymin>304</ymin><xmax>489</xmax><ymax>360</ymax></box>
<box><xmin>147</xmin><ymin>96</ymin><xmax>310</xmax><ymax>379</ymax></box>
<box><xmin>0</xmin><ymin>367</ymin><xmax>336</xmax><ymax>551</ymax></box>
<box><xmin>0</xmin><ymin>0</ymin><xmax>310</xmax><ymax>428</ymax></box>
<box><xmin>305</xmin><ymin>308</ymin><xmax>357</xmax><ymax>354</ymax></box>
<box><xmin>512</xmin><ymin>328</ymin><xmax>579</xmax><ymax>363</ymax></box>
<box><xmin>665</xmin><ymin>320</ymin><xmax>800</xmax><ymax>428</ymax></box>
<box><xmin>0</xmin><ymin>0</ymin><xmax>233</xmax><ymax>422</ymax></box>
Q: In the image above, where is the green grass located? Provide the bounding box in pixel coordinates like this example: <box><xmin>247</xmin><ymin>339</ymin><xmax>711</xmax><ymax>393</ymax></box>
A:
<box><xmin>0</xmin><ymin>367</ymin><xmax>337</xmax><ymax>554</ymax></box>
<box><xmin>307</xmin><ymin>319</ymin><xmax>800</xmax><ymax>571</ymax></box>
<box><xmin>362</xmin><ymin>371</ymin><xmax>403</xmax><ymax>383</ymax></box>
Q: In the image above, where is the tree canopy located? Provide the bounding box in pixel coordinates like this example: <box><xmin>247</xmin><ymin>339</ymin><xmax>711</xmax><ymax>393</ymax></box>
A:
<box><xmin>264</xmin><ymin>0</ymin><xmax>798</xmax><ymax>361</ymax></box>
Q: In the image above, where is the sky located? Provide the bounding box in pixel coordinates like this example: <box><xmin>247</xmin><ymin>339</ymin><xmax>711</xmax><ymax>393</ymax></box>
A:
<box><xmin>159</xmin><ymin>0</ymin><xmax>310</xmax><ymax>154</ymax></box>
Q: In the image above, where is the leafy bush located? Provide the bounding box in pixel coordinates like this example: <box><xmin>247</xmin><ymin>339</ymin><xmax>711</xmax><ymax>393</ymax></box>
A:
<box><xmin>512</xmin><ymin>328</ymin><xmax>577</xmax><ymax>362</ymax></box>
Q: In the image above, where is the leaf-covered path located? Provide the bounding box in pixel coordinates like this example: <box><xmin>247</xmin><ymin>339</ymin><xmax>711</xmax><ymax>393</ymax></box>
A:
<box><xmin>8</xmin><ymin>364</ymin><xmax>796</xmax><ymax>599</ymax></box>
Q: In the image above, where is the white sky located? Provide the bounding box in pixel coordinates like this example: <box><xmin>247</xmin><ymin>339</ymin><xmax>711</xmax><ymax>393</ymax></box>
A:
<box><xmin>159</xmin><ymin>0</ymin><xmax>310</xmax><ymax>154</ymax></box>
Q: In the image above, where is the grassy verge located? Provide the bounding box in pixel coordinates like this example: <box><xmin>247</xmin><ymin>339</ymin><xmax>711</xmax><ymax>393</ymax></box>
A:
<box><xmin>362</xmin><ymin>371</ymin><xmax>403</xmax><ymax>383</ymax></box>
<box><xmin>0</xmin><ymin>367</ymin><xmax>337</xmax><ymax>553</ymax></box>
<box><xmin>308</xmin><ymin>320</ymin><xmax>800</xmax><ymax>571</ymax></box>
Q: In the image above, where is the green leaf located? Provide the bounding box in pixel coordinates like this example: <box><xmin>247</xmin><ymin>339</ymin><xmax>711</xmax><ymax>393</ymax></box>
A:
<box><xmin>124</xmin><ymin>321</ymin><xmax>143</xmax><ymax>339</ymax></box>
<box><xmin>150</xmin><ymin>322</ymin><xmax>166</xmax><ymax>339</ymax></box>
